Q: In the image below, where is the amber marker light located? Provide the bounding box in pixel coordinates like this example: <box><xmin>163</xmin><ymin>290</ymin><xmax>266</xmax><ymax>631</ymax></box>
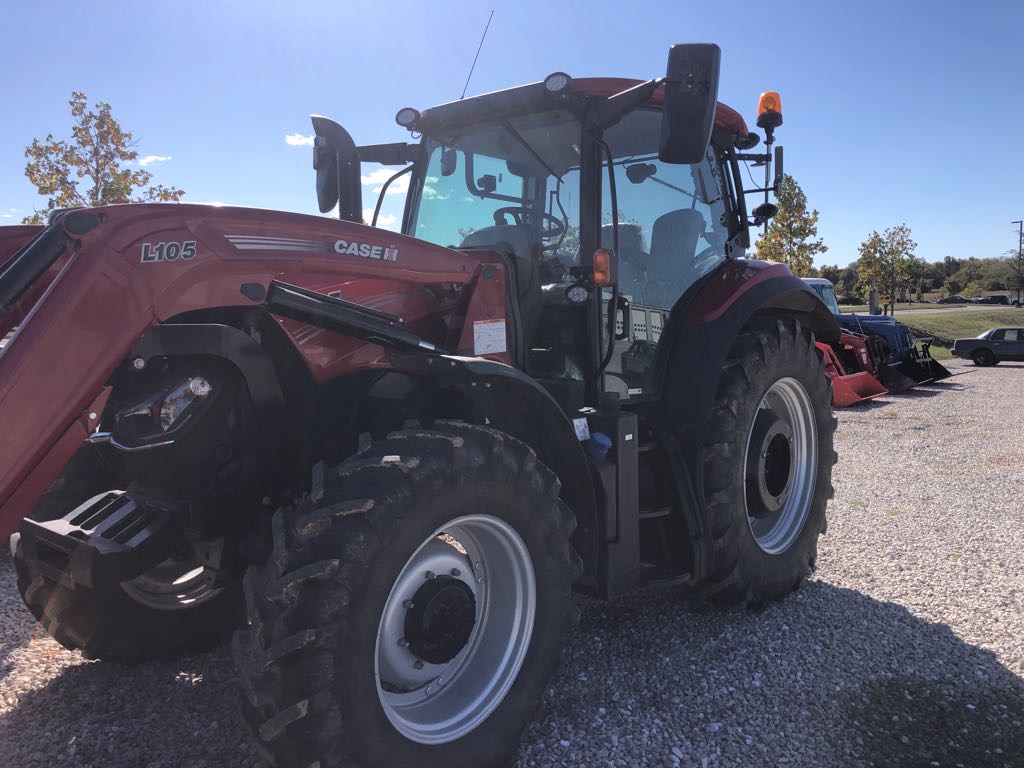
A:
<box><xmin>592</xmin><ymin>248</ymin><xmax>613</xmax><ymax>287</ymax></box>
<box><xmin>757</xmin><ymin>91</ymin><xmax>783</xmax><ymax>129</ymax></box>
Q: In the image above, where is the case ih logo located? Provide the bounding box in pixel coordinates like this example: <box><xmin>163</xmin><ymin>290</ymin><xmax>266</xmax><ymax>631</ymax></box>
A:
<box><xmin>333</xmin><ymin>239</ymin><xmax>398</xmax><ymax>261</ymax></box>
<box><xmin>225</xmin><ymin>235</ymin><xmax>397</xmax><ymax>262</ymax></box>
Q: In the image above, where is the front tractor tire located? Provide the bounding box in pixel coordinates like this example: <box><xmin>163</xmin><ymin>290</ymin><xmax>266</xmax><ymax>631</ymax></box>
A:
<box><xmin>695</xmin><ymin>316</ymin><xmax>837</xmax><ymax>606</ymax></box>
<box><xmin>233</xmin><ymin>421</ymin><xmax>579</xmax><ymax>766</ymax></box>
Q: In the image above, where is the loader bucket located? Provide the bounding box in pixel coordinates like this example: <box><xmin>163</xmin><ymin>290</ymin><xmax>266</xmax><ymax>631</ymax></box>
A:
<box><xmin>831</xmin><ymin>371</ymin><xmax>888</xmax><ymax>407</ymax></box>
<box><xmin>884</xmin><ymin>355</ymin><xmax>953</xmax><ymax>391</ymax></box>
<box><xmin>816</xmin><ymin>342</ymin><xmax>888</xmax><ymax>407</ymax></box>
<box><xmin>878</xmin><ymin>363</ymin><xmax>920</xmax><ymax>394</ymax></box>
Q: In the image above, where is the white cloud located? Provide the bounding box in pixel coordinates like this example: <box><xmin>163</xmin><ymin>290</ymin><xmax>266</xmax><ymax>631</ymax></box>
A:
<box><xmin>360</xmin><ymin>168</ymin><xmax>409</xmax><ymax>196</ymax></box>
<box><xmin>285</xmin><ymin>133</ymin><xmax>315</xmax><ymax>147</ymax></box>
<box><xmin>362</xmin><ymin>207</ymin><xmax>400</xmax><ymax>231</ymax></box>
<box><xmin>139</xmin><ymin>155</ymin><xmax>171</xmax><ymax>166</ymax></box>
<box><xmin>0</xmin><ymin>207</ymin><xmax>16</xmax><ymax>219</ymax></box>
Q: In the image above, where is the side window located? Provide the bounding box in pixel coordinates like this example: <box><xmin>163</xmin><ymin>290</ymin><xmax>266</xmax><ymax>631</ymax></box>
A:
<box><xmin>991</xmin><ymin>329</ymin><xmax>1005</xmax><ymax>341</ymax></box>
<box><xmin>1002</xmin><ymin>329</ymin><xmax>1019</xmax><ymax>341</ymax></box>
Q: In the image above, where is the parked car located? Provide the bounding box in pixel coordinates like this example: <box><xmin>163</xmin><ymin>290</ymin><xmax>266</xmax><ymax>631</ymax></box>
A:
<box><xmin>951</xmin><ymin>327</ymin><xmax>1024</xmax><ymax>366</ymax></box>
<box><xmin>978</xmin><ymin>295</ymin><xmax>1011</xmax><ymax>305</ymax></box>
<box><xmin>937</xmin><ymin>295</ymin><xmax>968</xmax><ymax>304</ymax></box>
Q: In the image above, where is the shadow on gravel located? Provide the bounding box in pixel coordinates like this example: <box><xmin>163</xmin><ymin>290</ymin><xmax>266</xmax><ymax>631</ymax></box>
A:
<box><xmin>0</xmin><ymin>642</ymin><xmax>256</xmax><ymax>767</ymax></box>
<box><xmin>3</xmin><ymin>562</ymin><xmax>1022</xmax><ymax>767</ymax></box>
<box><xmin>527</xmin><ymin>580</ymin><xmax>1024</xmax><ymax>767</ymax></box>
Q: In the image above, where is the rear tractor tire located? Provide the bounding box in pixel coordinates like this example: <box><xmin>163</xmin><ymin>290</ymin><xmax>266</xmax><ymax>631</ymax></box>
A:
<box><xmin>695</xmin><ymin>315</ymin><xmax>837</xmax><ymax>606</ymax></box>
<box><xmin>233</xmin><ymin>421</ymin><xmax>579</xmax><ymax>766</ymax></box>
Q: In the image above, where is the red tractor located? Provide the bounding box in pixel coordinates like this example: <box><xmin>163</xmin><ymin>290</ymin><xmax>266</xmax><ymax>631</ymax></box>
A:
<box><xmin>0</xmin><ymin>45</ymin><xmax>837</xmax><ymax>765</ymax></box>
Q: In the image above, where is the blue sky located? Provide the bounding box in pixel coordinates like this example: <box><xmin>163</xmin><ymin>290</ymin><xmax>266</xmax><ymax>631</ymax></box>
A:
<box><xmin>2</xmin><ymin>0</ymin><xmax>1022</xmax><ymax>267</ymax></box>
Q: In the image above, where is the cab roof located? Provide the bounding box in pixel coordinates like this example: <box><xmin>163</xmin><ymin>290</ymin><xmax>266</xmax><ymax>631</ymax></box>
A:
<box><xmin>417</xmin><ymin>77</ymin><xmax>750</xmax><ymax>141</ymax></box>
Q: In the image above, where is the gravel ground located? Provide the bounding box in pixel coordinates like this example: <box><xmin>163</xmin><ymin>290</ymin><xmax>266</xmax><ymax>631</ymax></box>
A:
<box><xmin>1</xmin><ymin>359</ymin><xmax>1022</xmax><ymax>767</ymax></box>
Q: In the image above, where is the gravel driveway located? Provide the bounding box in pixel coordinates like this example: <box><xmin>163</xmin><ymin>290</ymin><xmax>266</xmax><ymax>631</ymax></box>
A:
<box><xmin>1</xmin><ymin>360</ymin><xmax>1021</xmax><ymax>767</ymax></box>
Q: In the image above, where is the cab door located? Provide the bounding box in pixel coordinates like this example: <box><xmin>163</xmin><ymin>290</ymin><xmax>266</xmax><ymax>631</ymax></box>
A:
<box><xmin>598</xmin><ymin>109</ymin><xmax>731</xmax><ymax>399</ymax></box>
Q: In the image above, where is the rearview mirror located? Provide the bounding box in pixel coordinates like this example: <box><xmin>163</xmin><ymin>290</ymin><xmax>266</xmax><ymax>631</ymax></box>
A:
<box><xmin>659</xmin><ymin>44</ymin><xmax>721</xmax><ymax>165</ymax></box>
<box><xmin>311</xmin><ymin>115</ymin><xmax>362</xmax><ymax>222</ymax></box>
<box><xmin>441</xmin><ymin>147</ymin><xmax>458</xmax><ymax>177</ymax></box>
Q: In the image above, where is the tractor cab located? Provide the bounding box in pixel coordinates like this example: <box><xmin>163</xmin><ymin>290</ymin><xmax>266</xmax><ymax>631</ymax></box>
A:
<box><xmin>316</xmin><ymin>45</ymin><xmax>785</xmax><ymax>409</ymax></box>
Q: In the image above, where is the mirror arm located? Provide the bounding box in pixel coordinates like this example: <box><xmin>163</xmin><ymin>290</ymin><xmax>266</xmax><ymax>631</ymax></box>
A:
<box><xmin>588</xmin><ymin>78</ymin><xmax>663</xmax><ymax>132</ymax></box>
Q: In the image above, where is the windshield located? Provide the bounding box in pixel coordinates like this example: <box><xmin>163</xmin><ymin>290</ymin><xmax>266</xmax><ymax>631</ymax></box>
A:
<box><xmin>818</xmin><ymin>285</ymin><xmax>840</xmax><ymax>314</ymax></box>
<box><xmin>411</xmin><ymin>109</ymin><xmax>581</xmax><ymax>272</ymax></box>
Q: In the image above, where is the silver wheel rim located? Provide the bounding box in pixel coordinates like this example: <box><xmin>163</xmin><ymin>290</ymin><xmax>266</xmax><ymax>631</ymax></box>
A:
<box><xmin>743</xmin><ymin>377</ymin><xmax>818</xmax><ymax>554</ymax></box>
<box><xmin>375</xmin><ymin>514</ymin><xmax>536</xmax><ymax>745</ymax></box>
<box><xmin>120</xmin><ymin>558</ymin><xmax>224</xmax><ymax>610</ymax></box>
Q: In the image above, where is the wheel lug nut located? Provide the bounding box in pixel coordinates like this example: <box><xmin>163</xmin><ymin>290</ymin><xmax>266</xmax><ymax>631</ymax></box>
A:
<box><xmin>398</xmin><ymin>637</ymin><xmax>409</xmax><ymax>648</ymax></box>
<box><xmin>425</xmin><ymin>570</ymin><xmax>435</xmax><ymax>580</ymax></box>
<box><xmin>450</xmin><ymin>567</ymin><xmax>461</xmax><ymax>577</ymax></box>
<box><xmin>414</xmin><ymin>660</ymin><xmax>424</xmax><ymax>670</ymax></box>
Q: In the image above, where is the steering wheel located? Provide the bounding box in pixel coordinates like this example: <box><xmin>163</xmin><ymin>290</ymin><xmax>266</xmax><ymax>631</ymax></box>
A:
<box><xmin>492</xmin><ymin>207</ymin><xmax>566</xmax><ymax>241</ymax></box>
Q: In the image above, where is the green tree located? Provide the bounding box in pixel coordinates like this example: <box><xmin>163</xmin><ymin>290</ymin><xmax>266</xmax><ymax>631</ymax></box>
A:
<box><xmin>855</xmin><ymin>224</ymin><xmax>918</xmax><ymax>302</ymax></box>
<box><xmin>753</xmin><ymin>174</ymin><xmax>827</xmax><ymax>277</ymax></box>
<box><xmin>23</xmin><ymin>91</ymin><xmax>184</xmax><ymax>223</ymax></box>
<box><xmin>818</xmin><ymin>264</ymin><xmax>841</xmax><ymax>286</ymax></box>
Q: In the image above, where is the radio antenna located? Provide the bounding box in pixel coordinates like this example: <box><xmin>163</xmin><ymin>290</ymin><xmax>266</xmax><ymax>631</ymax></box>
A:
<box><xmin>460</xmin><ymin>10</ymin><xmax>494</xmax><ymax>100</ymax></box>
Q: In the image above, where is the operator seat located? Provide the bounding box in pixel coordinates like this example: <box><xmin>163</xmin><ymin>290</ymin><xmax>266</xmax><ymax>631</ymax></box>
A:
<box><xmin>601</xmin><ymin>222</ymin><xmax>648</xmax><ymax>302</ymax></box>
<box><xmin>458</xmin><ymin>224</ymin><xmax>544</xmax><ymax>359</ymax></box>
<box><xmin>644</xmin><ymin>209</ymin><xmax>706</xmax><ymax>309</ymax></box>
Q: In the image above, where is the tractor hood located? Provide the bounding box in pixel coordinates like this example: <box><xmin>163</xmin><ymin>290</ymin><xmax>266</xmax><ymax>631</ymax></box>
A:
<box><xmin>0</xmin><ymin>203</ymin><xmax>507</xmax><ymax>538</ymax></box>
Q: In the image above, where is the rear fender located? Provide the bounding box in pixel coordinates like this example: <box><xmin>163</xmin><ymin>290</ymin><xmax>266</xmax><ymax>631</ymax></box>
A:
<box><xmin>389</xmin><ymin>352</ymin><xmax>600</xmax><ymax>592</ymax></box>
<box><xmin>654</xmin><ymin>260</ymin><xmax>839</xmax><ymax>580</ymax></box>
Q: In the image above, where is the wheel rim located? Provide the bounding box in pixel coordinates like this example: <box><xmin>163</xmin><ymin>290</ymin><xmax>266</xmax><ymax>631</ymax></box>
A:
<box><xmin>375</xmin><ymin>514</ymin><xmax>536</xmax><ymax>745</ymax></box>
<box><xmin>120</xmin><ymin>558</ymin><xmax>224</xmax><ymax>610</ymax></box>
<box><xmin>743</xmin><ymin>377</ymin><xmax>818</xmax><ymax>555</ymax></box>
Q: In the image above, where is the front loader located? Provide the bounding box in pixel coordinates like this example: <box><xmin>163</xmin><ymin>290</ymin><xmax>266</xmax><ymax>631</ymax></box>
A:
<box><xmin>804</xmin><ymin>277</ymin><xmax>951</xmax><ymax>400</ymax></box>
<box><xmin>1</xmin><ymin>44</ymin><xmax>838</xmax><ymax>765</ymax></box>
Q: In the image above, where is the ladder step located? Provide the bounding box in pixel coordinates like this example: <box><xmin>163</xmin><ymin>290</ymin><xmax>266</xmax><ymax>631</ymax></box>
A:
<box><xmin>639</xmin><ymin>505</ymin><xmax>671</xmax><ymax>520</ymax></box>
<box><xmin>638</xmin><ymin>563</ymin><xmax>691</xmax><ymax>588</ymax></box>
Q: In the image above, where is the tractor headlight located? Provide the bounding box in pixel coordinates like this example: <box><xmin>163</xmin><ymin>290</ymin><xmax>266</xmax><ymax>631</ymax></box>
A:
<box><xmin>543</xmin><ymin>72</ymin><xmax>571</xmax><ymax>94</ymax></box>
<box><xmin>112</xmin><ymin>376</ymin><xmax>215</xmax><ymax>450</ymax></box>
<box><xmin>159</xmin><ymin>377</ymin><xmax>213</xmax><ymax>432</ymax></box>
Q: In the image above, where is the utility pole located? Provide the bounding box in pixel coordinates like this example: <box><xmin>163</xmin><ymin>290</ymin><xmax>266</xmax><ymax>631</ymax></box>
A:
<box><xmin>1014</xmin><ymin>220</ymin><xmax>1023</xmax><ymax>304</ymax></box>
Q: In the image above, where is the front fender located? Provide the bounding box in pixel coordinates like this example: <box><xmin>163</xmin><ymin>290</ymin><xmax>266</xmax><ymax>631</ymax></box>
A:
<box><xmin>391</xmin><ymin>352</ymin><xmax>600</xmax><ymax>592</ymax></box>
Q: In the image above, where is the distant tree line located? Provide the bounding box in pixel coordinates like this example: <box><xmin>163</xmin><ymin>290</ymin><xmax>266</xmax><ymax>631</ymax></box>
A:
<box><xmin>819</xmin><ymin>250</ymin><xmax>1024</xmax><ymax>303</ymax></box>
<box><xmin>753</xmin><ymin>175</ymin><xmax>1023</xmax><ymax>303</ymax></box>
